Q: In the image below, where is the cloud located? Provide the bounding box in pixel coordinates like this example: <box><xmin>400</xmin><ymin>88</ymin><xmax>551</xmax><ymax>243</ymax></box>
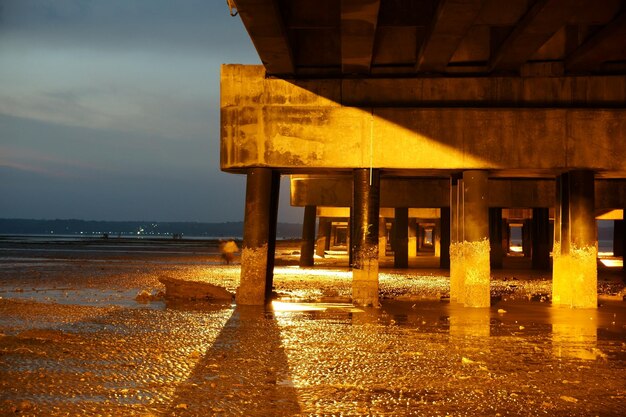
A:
<box><xmin>0</xmin><ymin>1</ymin><xmax>308</xmax><ymax>223</ymax></box>
<box><xmin>0</xmin><ymin>0</ymin><xmax>258</xmax><ymax>59</ymax></box>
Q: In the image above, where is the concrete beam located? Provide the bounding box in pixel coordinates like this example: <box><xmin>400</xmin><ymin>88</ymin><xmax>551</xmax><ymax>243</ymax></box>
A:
<box><xmin>566</xmin><ymin>11</ymin><xmax>626</xmax><ymax>72</ymax></box>
<box><xmin>341</xmin><ymin>0</ymin><xmax>381</xmax><ymax>74</ymax></box>
<box><xmin>234</xmin><ymin>0</ymin><xmax>294</xmax><ymax>75</ymax></box>
<box><xmin>489</xmin><ymin>0</ymin><xmax>592</xmax><ymax>72</ymax></box>
<box><xmin>221</xmin><ymin>66</ymin><xmax>626</xmax><ymax>174</ymax></box>
<box><xmin>293</xmin><ymin>176</ymin><xmax>626</xmax><ymax>210</ymax></box>
<box><xmin>223</xmin><ymin>65</ymin><xmax>626</xmax><ymax>107</ymax></box>
<box><xmin>417</xmin><ymin>0</ymin><xmax>486</xmax><ymax>72</ymax></box>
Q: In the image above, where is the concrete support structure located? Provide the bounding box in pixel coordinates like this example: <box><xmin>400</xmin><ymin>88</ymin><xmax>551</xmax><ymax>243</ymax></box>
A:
<box><xmin>614</xmin><ymin>219</ymin><xmax>624</xmax><ymax>257</ymax></box>
<box><xmin>352</xmin><ymin>169</ymin><xmax>380</xmax><ymax>306</ymax></box>
<box><xmin>553</xmin><ymin>171</ymin><xmax>597</xmax><ymax>308</ymax></box>
<box><xmin>378</xmin><ymin>217</ymin><xmax>387</xmax><ymax>258</ymax></box>
<box><xmin>522</xmin><ymin>220</ymin><xmax>532</xmax><ymax>257</ymax></box>
<box><xmin>440</xmin><ymin>209</ymin><xmax>451</xmax><ymax>269</ymax></box>
<box><xmin>316</xmin><ymin>217</ymin><xmax>331</xmax><ymax>257</ymax></box>
<box><xmin>408</xmin><ymin>218</ymin><xmax>418</xmax><ymax>258</ymax></box>
<box><xmin>299</xmin><ymin>205</ymin><xmax>316</xmax><ymax>267</ymax></box>
<box><xmin>459</xmin><ymin>170</ymin><xmax>491</xmax><ymax>307</ymax></box>
<box><xmin>237</xmin><ymin>168</ymin><xmax>280</xmax><ymax>305</ymax></box>
<box><xmin>449</xmin><ymin>176</ymin><xmax>462</xmax><ymax>301</ymax></box>
<box><xmin>394</xmin><ymin>207</ymin><xmax>409</xmax><ymax>268</ymax></box>
<box><xmin>532</xmin><ymin>208</ymin><xmax>551</xmax><ymax>270</ymax></box>
<box><xmin>489</xmin><ymin>208</ymin><xmax>504</xmax><ymax>269</ymax></box>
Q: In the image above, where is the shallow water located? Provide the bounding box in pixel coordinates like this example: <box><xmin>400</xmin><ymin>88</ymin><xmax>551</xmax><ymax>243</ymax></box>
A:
<box><xmin>0</xmin><ymin>238</ymin><xmax>625</xmax><ymax>415</ymax></box>
<box><xmin>1</xmin><ymin>299</ymin><xmax>625</xmax><ymax>416</ymax></box>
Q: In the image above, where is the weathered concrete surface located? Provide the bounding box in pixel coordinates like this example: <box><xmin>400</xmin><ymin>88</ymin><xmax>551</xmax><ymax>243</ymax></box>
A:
<box><xmin>158</xmin><ymin>277</ymin><xmax>234</xmax><ymax>301</ymax></box>
<box><xmin>222</xmin><ymin>65</ymin><xmax>626</xmax><ymax>174</ymax></box>
<box><xmin>459</xmin><ymin>171</ymin><xmax>491</xmax><ymax>308</ymax></box>
<box><xmin>553</xmin><ymin>171</ymin><xmax>598</xmax><ymax>308</ymax></box>
<box><xmin>352</xmin><ymin>169</ymin><xmax>380</xmax><ymax>307</ymax></box>
<box><xmin>293</xmin><ymin>176</ymin><xmax>626</xmax><ymax>210</ymax></box>
<box><xmin>237</xmin><ymin>168</ymin><xmax>279</xmax><ymax>305</ymax></box>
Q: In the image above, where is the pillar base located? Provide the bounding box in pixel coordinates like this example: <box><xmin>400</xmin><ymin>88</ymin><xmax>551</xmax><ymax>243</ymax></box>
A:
<box><xmin>450</xmin><ymin>240</ymin><xmax>490</xmax><ymax>307</ymax></box>
<box><xmin>552</xmin><ymin>243</ymin><xmax>597</xmax><ymax>308</ymax></box>
<box><xmin>352</xmin><ymin>263</ymin><xmax>379</xmax><ymax>307</ymax></box>
<box><xmin>237</xmin><ymin>244</ymin><xmax>270</xmax><ymax>305</ymax></box>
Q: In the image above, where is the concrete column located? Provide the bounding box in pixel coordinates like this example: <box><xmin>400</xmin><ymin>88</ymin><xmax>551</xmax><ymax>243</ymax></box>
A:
<box><xmin>460</xmin><ymin>170</ymin><xmax>490</xmax><ymax>307</ymax></box>
<box><xmin>489</xmin><ymin>208</ymin><xmax>503</xmax><ymax>269</ymax></box>
<box><xmin>613</xmin><ymin>220</ymin><xmax>624</xmax><ymax>257</ymax></box>
<box><xmin>316</xmin><ymin>217</ymin><xmax>330</xmax><ymax>257</ymax></box>
<box><xmin>532</xmin><ymin>208</ymin><xmax>551</xmax><ymax>270</ymax></box>
<box><xmin>503</xmin><ymin>220</ymin><xmax>510</xmax><ymax>254</ymax></box>
<box><xmin>434</xmin><ymin>219</ymin><xmax>441</xmax><ymax>258</ymax></box>
<box><xmin>348</xmin><ymin>208</ymin><xmax>353</xmax><ymax>267</ymax></box>
<box><xmin>324</xmin><ymin>220</ymin><xmax>332</xmax><ymax>250</ymax></box>
<box><xmin>299</xmin><ymin>205</ymin><xmax>316</xmax><ymax>267</ymax></box>
<box><xmin>394</xmin><ymin>207</ymin><xmax>409</xmax><ymax>268</ymax></box>
<box><xmin>440</xmin><ymin>208</ymin><xmax>450</xmax><ymax>269</ymax></box>
<box><xmin>378</xmin><ymin>217</ymin><xmax>387</xmax><ymax>259</ymax></box>
<box><xmin>352</xmin><ymin>168</ymin><xmax>380</xmax><ymax>306</ymax></box>
<box><xmin>237</xmin><ymin>168</ymin><xmax>280</xmax><ymax>305</ymax></box>
<box><xmin>553</xmin><ymin>171</ymin><xmax>597</xmax><ymax>308</ymax></box>
<box><xmin>449</xmin><ymin>175</ymin><xmax>463</xmax><ymax>301</ymax></box>
<box><xmin>522</xmin><ymin>219</ymin><xmax>532</xmax><ymax>257</ymax></box>
<box><xmin>408</xmin><ymin>218</ymin><xmax>418</xmax><ymax>258</ymax></box>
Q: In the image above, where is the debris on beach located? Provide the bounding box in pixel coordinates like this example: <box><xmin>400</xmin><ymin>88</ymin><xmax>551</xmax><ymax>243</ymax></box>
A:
<box><xmin>134</xmin><ymin>289</ymin><xmax>164</xmax><ymax>303</ymax></box>
<box><xmin>158</xmin><ymin>276</ymin><xmax>234</xmax><ymax>302</ymax></box>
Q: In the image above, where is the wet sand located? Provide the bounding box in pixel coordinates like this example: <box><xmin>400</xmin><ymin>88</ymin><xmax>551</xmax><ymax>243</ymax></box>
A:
<box><xmin>1</xmin><ymin>237</ymin><xmax>625</xmax><ymax>416</ymax></box>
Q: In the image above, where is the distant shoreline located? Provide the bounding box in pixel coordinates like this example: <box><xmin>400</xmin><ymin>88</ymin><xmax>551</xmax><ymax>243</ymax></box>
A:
<box><xmin>0</xmin><ymin>218</ymin><xmax>303</xmax><ymax>239</ymax></box>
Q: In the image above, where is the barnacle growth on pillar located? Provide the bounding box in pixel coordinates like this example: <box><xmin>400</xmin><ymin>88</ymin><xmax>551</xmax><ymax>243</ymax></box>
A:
<box><xmin>552</xmin><ymin>243</ymin><xmax>597</xmax><ymax>308</ymax></box>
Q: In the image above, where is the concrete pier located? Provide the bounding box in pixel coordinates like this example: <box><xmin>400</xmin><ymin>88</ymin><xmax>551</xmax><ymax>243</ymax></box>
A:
<box><xmin>489</xmin><ymin>208</ymin><xmax>504</xmax><ymax>269</ymax></box>
<box><xmin>378</xmin><ymin>217</ymin><xmax>387</xmax><ymax>258</ymax></box>
<box><xmin>394</xmin><ymin>207</ymin><xmax>409</xmax><ymax>269</ymax></box>
<box><xmin>299</xmin><ymin>205</ymin><xmax>316</xmax><ymax>267</ymax></box>
<box><xmin>553</xmin><ymin>171</ymin><xmax>597</xmax><ymax>308</ymax></box>
<box><xmin>460</xmin><ymin>170</ymin><xmax>491</xmax><ymax>308</ymax></box>
<box><xmin>532</xmin><ymin>208</ymin><xmax>551</xmax><ymax>270</ymax></box>
<box><xmin>352</xmin><ymin>169</ymin><xmax>380</xmax><ymax>306</ymax></box>
<box><xmin>237</xmin><ymin>168</ymin><xmax>280</xmax><ymax>305</ymax></box>
<box><xmin>408</xmin><ymin>218</ymin><xmax>418</xmax><ymax>259</ymax></box>
<box><xmin>449</xmin><ymin>176</ymin><xmax>463</xmax><ymax>302</ymax></box>
<box><xmin>316</xmin><ymin>217</ymin><xmax>331</xmax><ymax>257</ymax></box>
<box><xmin>439</xmin><ymin>211</ymin><xmax>450</xmax><ymax>269</ymax></box>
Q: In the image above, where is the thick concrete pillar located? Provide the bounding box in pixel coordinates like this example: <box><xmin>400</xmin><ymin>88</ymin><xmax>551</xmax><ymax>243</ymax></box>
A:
<box><xmin>434</xmin><ymin>220</ymin><xmax>441</xmax><ymax>258</ymax></box>
<box><xmin>348</xmin><ymin>208</ymin><xmax>353</xmax><ymax>267</ymax></box>
<box><xmin>522</xmin><ymin>219</ymin><xmax>532</xmax><ymax>257</ymax></box>
<box><xmin>449</xmin><ymin>175</ymin><xmax>463</xmax><ymax>301</ymax></box>
<box><xmin>378</xmin><ymin>217</ymin><xmax>387</xmax><ymax>259</ymax></box>
<box><xmin>316</xmin><ymin>218</ymin><xmax>331</xmax><ymax>257</ymax></box>
<box><xmin>503</xmin><ymin>220</ymin><xmax>510</xmax><ymax>254</ymax></box>
<box><xmin>352</xmin><ymin>169</ymin><xmax>380</xmax><ymax>306</ymax></box>
<box><xmin>440</xmin><ymin>208</ymin><xmax>450</xmax><ymax>269</ymax></box>
<box><xmin>408</xmin><ymin>218</ymin><xmax>418</xmax><ymax>258</ymax></box>
<box><xmin>299</xmin><ymin>205</ymin><xmax>316</xmax><ymax>267</ymax></box>
<box><xmin>394</xmin><ymin>207</ymin><xmax>409</xmax><ymax>268</ymax></box>
<box><xmin>460</xmin><ymin>170</ymin><xmax>490</xmax><ymax>307</ymax></box>
<box><xmin>618</xmin><ymin>216</ymin><xmax>626</xmax><ymax>277</ymax></box>
<box><xmin>613</xmin><ymin>220</ymin><xmax>624</xmax><ymax>257</ymax></box>
<box><xmin>237</xmin><ymin>168</ymin><xmax>280</xmax><ymax>305</ymax></box>
<box><xmin>489</xmin><ymin>208</ymin><xmax>503</xmax><ymax>269</ymax></box>
<box><xmin>553</xmin><ymin>171</ymin><xmax>597</xmax><ymax>308</ymax></box>
<box><xmin>532</xmin><ymin>208</ymin><xmax>551</xmax><ymax>270</ymax></box>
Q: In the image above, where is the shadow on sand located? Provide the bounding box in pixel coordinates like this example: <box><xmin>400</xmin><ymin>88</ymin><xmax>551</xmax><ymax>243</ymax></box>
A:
<box><xmin>165</xmin><ymin>305</ymin><xmax>301</xmax><ymax>416</ymax></box>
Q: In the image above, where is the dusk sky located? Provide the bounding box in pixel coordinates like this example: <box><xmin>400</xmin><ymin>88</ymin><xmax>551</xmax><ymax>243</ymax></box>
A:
<box><xmin>0</xmin><ymin>0</ymin><xmax>303</xmax><ymax>223</ymax></box>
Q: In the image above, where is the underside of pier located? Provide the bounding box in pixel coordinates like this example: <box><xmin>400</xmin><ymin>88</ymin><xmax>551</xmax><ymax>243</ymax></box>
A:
<box><xmin>221</xmin><ymin>0</ymin><xmax>626</xmax><ymax>307</ymax></box>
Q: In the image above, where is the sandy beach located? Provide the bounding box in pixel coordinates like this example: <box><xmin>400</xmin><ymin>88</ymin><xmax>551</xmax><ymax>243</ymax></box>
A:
<box><xmin>1</xmin><ymin>236</ymin><xmax>625</xmax><ymax>416</ymax></box>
